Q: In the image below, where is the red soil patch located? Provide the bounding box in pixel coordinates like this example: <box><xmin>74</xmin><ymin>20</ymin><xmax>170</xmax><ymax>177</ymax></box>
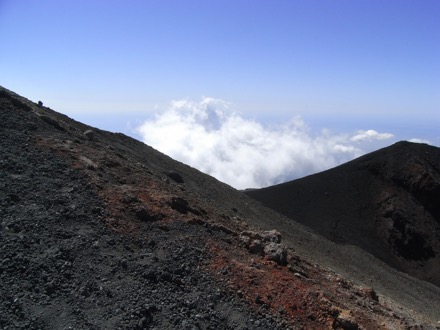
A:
<box><xmin>206</xmin><ymin>239</ymin><xmax>337</xmax><ymax>328</ymax></box>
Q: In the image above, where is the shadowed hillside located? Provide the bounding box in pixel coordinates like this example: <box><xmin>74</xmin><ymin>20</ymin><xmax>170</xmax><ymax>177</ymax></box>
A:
<box><xmin>246</xmin><ymin>141</ymin><xmax>440</xmax><ymax>287</ymax></box>
<box><xmin>1</xmin><ymin>85</ymin><xmax>440</xmax><ymax>328</ymax></box>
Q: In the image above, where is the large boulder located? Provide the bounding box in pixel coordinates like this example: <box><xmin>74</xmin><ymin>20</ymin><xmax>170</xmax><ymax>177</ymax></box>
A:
<box><xmin>240</xmin><ymin>230</ymin><xmax>287</xmax><ymax>265</ymax></box>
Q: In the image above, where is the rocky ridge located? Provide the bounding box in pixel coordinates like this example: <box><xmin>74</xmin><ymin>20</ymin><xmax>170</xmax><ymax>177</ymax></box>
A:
<box><xmin>1</xmin><ymin>85</ymin><xmax>439</xmax><ymax>329</ymax></box>
<box><xmin>245</xmin><ymin>140</ymin><xmax>440</xmax><ymax>287</ymax></box>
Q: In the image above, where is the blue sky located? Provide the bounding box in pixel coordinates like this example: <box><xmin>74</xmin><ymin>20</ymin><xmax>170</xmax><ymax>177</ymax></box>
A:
<box><xmin>1</xmin><ymin>1</ymin><xmax>439</xmax><ymax>188</ymax></box>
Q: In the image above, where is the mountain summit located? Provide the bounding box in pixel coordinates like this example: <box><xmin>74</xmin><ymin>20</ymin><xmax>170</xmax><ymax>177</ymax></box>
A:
<box><xmin>1</xmin><ymin>86</ymin><xmax>439</xmax><ymax>328</ymax></box>
<box><xmin>246</xmin><ymin>141</ymin><xmax>440</xmax><ymax>287</ymax></box>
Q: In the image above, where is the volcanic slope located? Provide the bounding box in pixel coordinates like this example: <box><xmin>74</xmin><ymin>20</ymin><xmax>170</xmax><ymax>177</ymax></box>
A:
<box><xmin>1</xmin><ymin>85</ymin><xmax>439</xmax><ymax>329</ymax></box>
<box><xmin>246</xmin><ymin>141</ymin><xmax>440</xmax><ymax>288</ymax></box>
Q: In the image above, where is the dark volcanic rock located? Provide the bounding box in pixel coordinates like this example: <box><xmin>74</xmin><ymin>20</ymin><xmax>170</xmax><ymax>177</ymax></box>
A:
<box><xmin>167</xmin><ymin>170</ymin><xmax>185</xmax><ymax>183</ymax></box>
<box><xmin>0</xmin><ymin>87</ymin><xmax>288</xmax><ymax>330</ymax></box>
<box><xmin>246</xmin><ymin>141</ymin><xmax>440</xmax><ymax>287</ymax></box>
<box><xmin>1</xmin><ymin>85</ymin><xmax>439</xmax><ymax>328</ymax></box>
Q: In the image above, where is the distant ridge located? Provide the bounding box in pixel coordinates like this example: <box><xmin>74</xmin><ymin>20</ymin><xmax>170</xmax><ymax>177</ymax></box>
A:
<box><xmin>246</xmin><ymin>141</ymin><xmax>440</xmax><ymax>287</ymax></box>
<box><xmin>2</xmin><ymin>85</ymin><xmax>440</xmax><ymax>327</ymax></box>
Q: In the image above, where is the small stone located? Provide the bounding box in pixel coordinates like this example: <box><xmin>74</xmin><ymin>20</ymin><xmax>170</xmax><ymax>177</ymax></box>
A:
<box><xmin>261</xmin><ymin>230</ymin><xmax>282</xmax><ymax>243</ymax></box>
<box><xmin>135</xmin><ymin>208</ymin><xmax>155</xmax><ymax>222</ymax></box>
<box><xmin>83</xmin><ymin>130</ymin><xmax>95</xmax><ymax>141</ymax></box>
<box><xmin>334</xmin><ymin>310</ymin><xmax>359</xmax><ymax>330</ymax></box>
<box><xmin>8</xmin><ymin>194</ymin><xmax>20</xmax><ymax>203</ymax></box>
<box><xmin>167</xmin><ymin>171</ymin><xmax>184</xmax><ymax>184</ymax></box>
<box><xmin>359</xmin><ymin>287</ymin><xmax>379</xmax><ymax>302</ymax></box>
<box><xmin>248</xmin><ymin>240</ymin><xmax>264</xmax><ymax>255</ymax></box>
<box><xmin>255</xmin><ymin>295</ymin><xmax>263</xmax><ymax>304</ymax></box>
<box><xmin>170</xmin><ymin>197</ymin><xmax>190</xmax><ymax>214</ymax></box>
<box><xmin>138</xmin><ymin>317</ymin><xmax>147</xmax><ymax>327</ymax></box>
<box><xmin>264</xmin><ymin>242</ymin><xmax>288</xmax><ymax>265</ymax></box>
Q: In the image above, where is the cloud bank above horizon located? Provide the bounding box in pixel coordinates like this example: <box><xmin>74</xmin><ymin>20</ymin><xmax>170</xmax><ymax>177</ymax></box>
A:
<box><xmin>137</xmin><ymin>98</ymin><xmax>396</xmax><ymax>189</ymax></box>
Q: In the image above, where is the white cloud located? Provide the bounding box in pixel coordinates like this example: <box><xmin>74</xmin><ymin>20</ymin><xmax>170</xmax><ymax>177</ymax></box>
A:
<box><xmin>350</xmin><ymin>129</ymin><xmax>394</xmax><ymax>142</ymax></box>
<box><xmin>137</xmin><ymin>98</ymin><xmax>394</xmax><ymax>189</ymax></box>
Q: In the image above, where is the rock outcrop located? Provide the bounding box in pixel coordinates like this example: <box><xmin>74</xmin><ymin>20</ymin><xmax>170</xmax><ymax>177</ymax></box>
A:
<box><xmin>1</xmin><ymin>85</ymin><xmax>438</xmax><ymax>329</ymax></box>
